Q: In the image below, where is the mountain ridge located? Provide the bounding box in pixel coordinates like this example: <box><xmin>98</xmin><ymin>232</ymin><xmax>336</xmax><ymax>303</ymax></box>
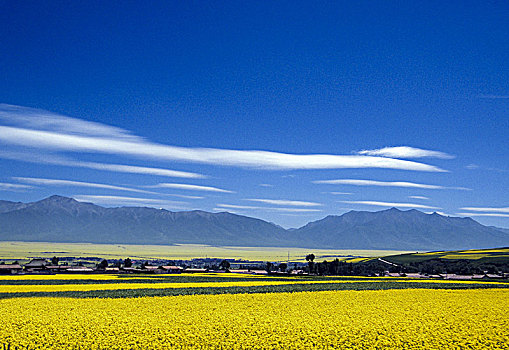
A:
<box><xmin>0</xmin><ymin>195</ymin><xmax>508</xmax><ymax>250</ymax></box>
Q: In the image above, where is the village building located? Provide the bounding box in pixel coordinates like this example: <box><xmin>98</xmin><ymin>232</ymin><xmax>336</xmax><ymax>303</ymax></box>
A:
<box><xmin>184</xmin><ymin>268</ymin><xmax>208</xmax><ymax>273</ymax></box>
<box><xmin>159</xmin><ymin>266</ymin><xmax>183</xmax><ymax>274</ymax></box>
<box><xmin>45</xmin><ymin>265</ymin><xmax>71</xmax><ymax>273</ymax></box>
<box><xmin>66</xmin><ymin>266</ymin><xmax>94</xmax><ymax>273</ymax></box>
<box><xmin>0</xmin><ymin>263</ymin><xmax>23</xmax><ymax>275</ymax></box>
<box><xmin>24</xmin><ymin>258</ymin><xmax>48</xmax><ymax>273</ymax></box>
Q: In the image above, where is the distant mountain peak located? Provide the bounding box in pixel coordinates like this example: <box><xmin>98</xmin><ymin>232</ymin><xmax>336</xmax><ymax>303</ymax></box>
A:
<box><xmin>0</xmin><ymin>195</ymin><xmax>507</xmax><ymax>250</ymax></box>
<box><xmin>39</xmin><ymin>195</ymin><xmax>77</xmax><ymax>203</ymax></box>
<box><xmin>385</xmin><ymin>207</ymin><xmax>402</xmax><ymax>212</ymax></box>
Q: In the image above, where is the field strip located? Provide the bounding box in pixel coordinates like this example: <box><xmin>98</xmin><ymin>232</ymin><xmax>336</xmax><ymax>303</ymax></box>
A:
<box><xmin>1</xmin><ymin>278</ymin><xmax>508</xmax><ymax>293</ymax></box>
<box><xmin>0</xmin><ymin>273</ymin><xmax>293</xmax><ymax>281</ymax></box>
<box><xmin>0</xmin><ymin>280</ymin><xmax>362</xmax><ymax>293</ymax></box>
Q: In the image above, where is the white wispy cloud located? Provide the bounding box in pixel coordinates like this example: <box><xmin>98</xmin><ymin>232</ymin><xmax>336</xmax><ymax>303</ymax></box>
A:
<box><xmin>357</xmin><ymin>146</ymin><xmax>455</xmax><ymax>159</ymax></box>
<box><xmin>0</xmin><ymin>104</ymin><xmax>142</xmax><ymax>141</ymax></box>
<box><xmin>0</xmin><ymin>182</ymin><xmax>33</xmax><ymax>191</ymax></box>
<box><xmin>340</xmin><ymin>200</ymin><xmax>440</xmax><ymax>210</ymax></box>
<box><xmin>165</xmin><ymin>194</ymin><xmax>204</xmax><ymax>199</ymax></box>
<box><xmin>244</xmin><ymin>199</ymin><xmax>322</xmax><ymax>207</ymax></box>
<box><xmin>74</xmin><ymin>195</ymin><xmax>188</xmax><ymax>209</ymax></box>
<box><xmin>0</xmin><ymin>104</ymin><xmax>446</xmax><ymax>172</ymax></box>
<box><xmin>329</xmin><ymin>192</ymin><xmax>353</xmax><ymax>195</ymax></box>
<box><xmin>313</xmin><ymin>179</ymin><xmax>470</xmax><ymax>190</ymax></box>
<box><xmin>13</xmin><ymin>177</ymin><xmax>155</xmax><ymax>195</ymax></box>
<box><xmin>408</xmin><ymin>196</ymin><xmax>429</xmax><ymax>200</ymax></box>
<box><xmin>217</xmin><ymin>204</ymin><xmax>322</xmax><ymax>212</ymax></box>
<box><xmin>0</xmin><ymin>150</ymin><xmax>206</xmax><ymax>179</ymax></box>
<box><xmin>459</xmin><ymin>206</ymin><xmax>509</xmax><ymax>213</ymax></box>
<box><xmin>60</xmin><ymin>160</ymin><xmax>206</xmax><ymax>179</ymax></box>
<box><xmin>457</xmin><ymin>212</ymin><xmax>509</xmax><ymax>218</ymax></box>
<box><xmin>216</xmin><ymin>204</ymin><xmax>259</xmax><ymax>210</ymax></box>
<box><xmin>151</xmin><ymin>183</ymin><xmax>234</xmax><ymax>193</ymax></box>
<box><xmin>258</xmin><ymin>184</ymin><xmax>273</xmax><ymax>187</ymax></box>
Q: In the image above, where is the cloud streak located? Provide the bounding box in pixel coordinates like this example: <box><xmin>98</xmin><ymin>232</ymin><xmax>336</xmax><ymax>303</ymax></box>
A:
<box><xmin>217</xmin><ymin>204</ymin><xmax>322</xmax><ymax>212</ymax></box>
<box><xmin>74</xmin><ymin>195</ymin><xmax>188</xmax><ymax>209</ymax></box>
<box><xmin>13</xmin><ymin>177</ymin><xmax>156</xmax><ymax>195</ymax></box>
<box><xmin>341</xmin><ymin>200</ymin><xmax>440</xmax><ymax>210</ymax></box>
<box><xmin>408</xmin><ymin>196</ymin><xmax>429</xmax><ymax>200</ymax></box>
<box><xmin>151</xmin><ymin>183</ymin><xmax>234</xmax><ymax>193</ymax></box>
<box><xmin>457</xmin><ymin>212</ymin><xmax>509</xmax><ymax>218</ymax></box>
<box><xmin>0</xmin><ymin>150</ymin><xmax>206</xmax><ymax>179</ymax></box>
<box><xmin>313</xmin><ymin>179</ymin><xmax>470</xmax><ymax>190</ymax></box>
<box><xmin>357</xmin><ymin>146</ymin><xmax>454</xmax><ymax>159</ymax></box>
<box><xmin>244</xmin><ymin>199</ymin><xmax>322</xmax><ymax>207</ymax></box>
<box><xmin>459</xmin><ymin>207</ymin><xmax>509</xmax><ymax>214</ymax></box>
<box><xmin>0</xmin><ymin>182</ymin><xmax>33</xmax><ymax>191</ymax></box>
<box><xmin>0</xmin><ymin>104</ymin><xmax>446</xmax><ymax>172</ymax></box>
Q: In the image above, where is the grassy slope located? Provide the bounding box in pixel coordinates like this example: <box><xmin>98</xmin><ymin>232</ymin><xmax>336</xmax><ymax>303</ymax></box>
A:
<box><xmin>383</xmin><ymin>247</ymin><xmax>509</xmax><ymax>264</ymax></box>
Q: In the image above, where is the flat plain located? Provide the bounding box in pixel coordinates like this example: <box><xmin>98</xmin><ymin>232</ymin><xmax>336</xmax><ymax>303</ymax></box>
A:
<box><xmin>0</xmin><ymin>241</ymin><xmax>409</xmax><ymax>262</ymax></box>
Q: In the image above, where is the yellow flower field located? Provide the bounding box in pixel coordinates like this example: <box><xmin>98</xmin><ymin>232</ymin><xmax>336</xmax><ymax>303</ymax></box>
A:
<box><xmin>0</xmin><ymin>279</ymin><xmax>358</xmax><ymax>293</ymax></box>
<box><xmin>1</xmin><ymin>273</ymin><xmax>508</xmax><ymax>295</ymax></box>
<box><xmin>2</xmin><ymin>276</ymin><xmax>507</xmax><ymax>294</ymax></box>
<box><xmin>0</xmin><ymin>289</ymin><xmax>507</xmax><ymax>349</ymax></box>
<box><xmin>0</xmin><ymin>272</ymin><xmax>277</xmax><ymax>281</ymax></box>
<box><xmin>0</xmin><ymin>273</ymin><xmax>136</xmax><ymax>281</ymax></box>
<box><xmin>440</xmin><ymin>254</ymin><xmax>509</xmax><ymax>260</ymax></box>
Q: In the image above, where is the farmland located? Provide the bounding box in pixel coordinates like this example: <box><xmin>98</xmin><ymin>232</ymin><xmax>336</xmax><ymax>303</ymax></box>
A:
<box><xmin>383</xmin><ymin>247</ymin><xmax>509</xmax><ymax>264</ymax></box>
<box><xmin>0</xmin><ymin>241</ymin><xmax>407</xmax><ymax>263</ymax></box>
<box><xmin>0</xmin><ymin>273</ymin><xmax>508</xmax><ymax>348</ymax></box>
<box><xmin>1</xmin><ymin>249</ymin><xmax>509</xmax><ymax>348</ymax></box>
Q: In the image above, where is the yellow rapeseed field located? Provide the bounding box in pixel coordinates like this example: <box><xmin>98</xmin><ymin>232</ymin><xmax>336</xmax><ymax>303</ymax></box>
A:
<box><xmin>0</xmin><ymin>272</ymin><xmax>282</xmax><ymax>281</ymax></box>
<box><xmin>0</xmin><ymin>274</ymin><xmax>137</xmax><ymax>281</ymax></box>
<box><xmin>0</xmin><ymin>279</ymin><xmax>357</xmax><ymax>293</ymax></box>
<box><xmin>1</xmin><ymin>274</ymin><xmax>508</xmax><ymax>294</ymax></box>
<box><xmin>0</xmin><ymin>289</ymin><xmax>507</xmax><ymax>349</ymax></box>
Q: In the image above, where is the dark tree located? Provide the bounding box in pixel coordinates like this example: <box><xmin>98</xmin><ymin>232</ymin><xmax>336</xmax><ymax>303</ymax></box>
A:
<box><xmin>219</xmin><ymin>260</ymin><xmax>231</xmax><ymax>270</ymax></box>
<box><xmin>265</xmin><ymin>262</ymin><xmax>273</xmax><ymax>272</ymax></box>
<box><xmin>98</xmin><ymin>259</ymin><xmax>108</xmax><ymax>269</ymax></box>
<box><xmin>51</xmin><ymin>256</ymin><xmax>59</xmax><ymax>265</ymax></box>
<box><xmin>305</xmin><ymin>254</ymin><xmax>315</xmax><ymax>274</ymax></box>
<box><xmin>124</xmin><ymin>258</ymin><xmax>132</xmax><ymax>268</ymax></box>
<box><xmin>278</xmin><ymin>263</ymin><xmax>288</xmax><ymax>272</ymax></box>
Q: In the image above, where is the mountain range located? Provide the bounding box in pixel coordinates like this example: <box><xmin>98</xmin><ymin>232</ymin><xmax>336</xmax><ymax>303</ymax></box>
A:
<box><xmin>0</xmin><ymin>195</ymin><xmax>507</xmax><ymax>251</ymax></box>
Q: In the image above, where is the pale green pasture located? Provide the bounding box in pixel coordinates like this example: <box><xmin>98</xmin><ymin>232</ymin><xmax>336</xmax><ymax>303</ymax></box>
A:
<box><xmin>0</xmin><ymin>241</ymin><xmax>408</xmax><ymax>262</ymax></box>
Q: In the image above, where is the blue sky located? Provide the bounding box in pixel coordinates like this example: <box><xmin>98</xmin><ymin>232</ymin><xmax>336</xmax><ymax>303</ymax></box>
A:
<box><xmin>0</xmin><ymin>1</ymin><xmax>507</xmax><ymax>228</ymax></box>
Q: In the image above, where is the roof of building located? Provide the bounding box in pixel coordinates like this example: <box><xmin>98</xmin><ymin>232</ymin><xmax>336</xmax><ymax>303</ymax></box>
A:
<box><xmin>24</xmin><ymin>259</ymin><xmax>47</xmax><ymax>267</ymax></box>
<box><xmin>66</xmin><ymin>267</ymin><xmax>94</xmax><ymax>272</ymax></box>
<box><xmin>0</xmin><ymin>264</ymin><xmax>22</xmax><ymax>269</ymax></box>
<box><xmin>184</xmin><ymin>268</ymin><xmax>208</xmax><ymax>273</ymax></box>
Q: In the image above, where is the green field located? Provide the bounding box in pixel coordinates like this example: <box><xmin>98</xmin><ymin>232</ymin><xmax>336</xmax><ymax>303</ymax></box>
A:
<box><xmin>0</xmin><ymin>241</ymin><xmax>408</xmax><ymax>263</ymax></box>
<box><xmin>383</xmin><ymin>247</ymin><xmax>509</xmax><ymax>264</ymax></box>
